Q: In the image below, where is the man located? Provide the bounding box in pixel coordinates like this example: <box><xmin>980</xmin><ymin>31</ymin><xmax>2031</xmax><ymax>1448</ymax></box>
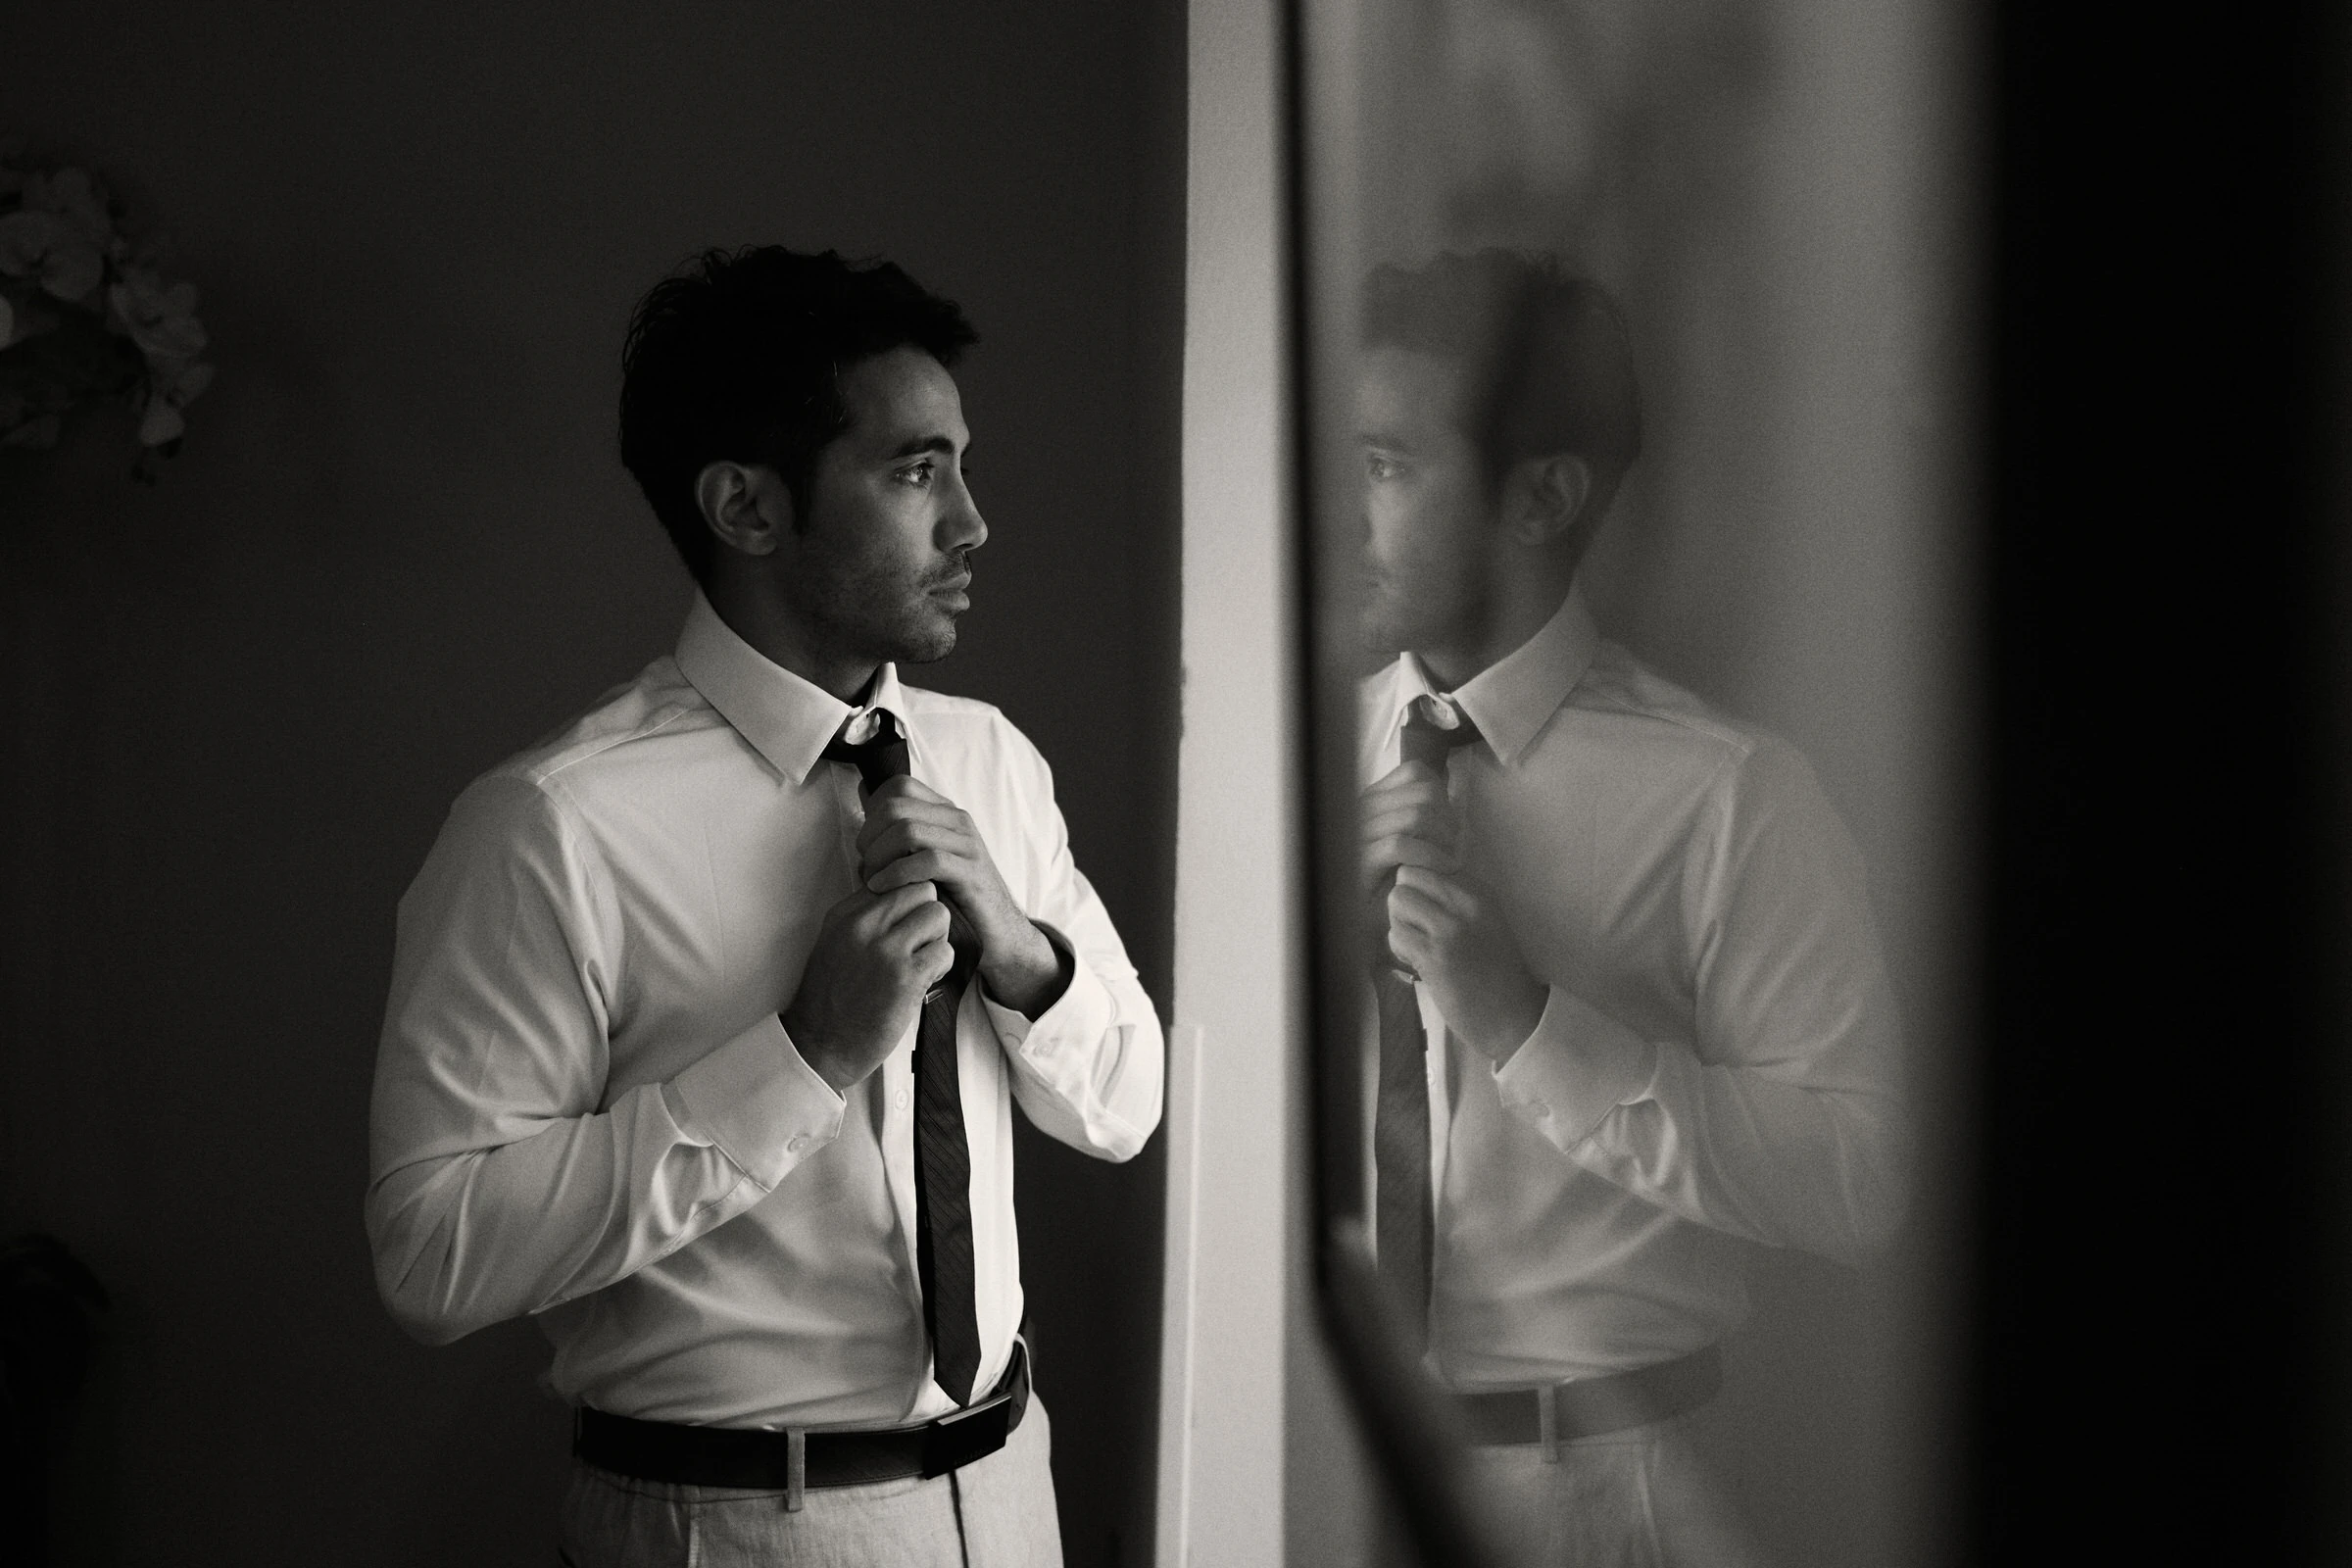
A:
<box><xmin>1357</xmin><ymin>250</ymin><xmax>1905</xmax><ymax>1564</ymax></box>
<box><xmin>367</xmin><ymin>246</ymin><xmax>1162</xmax><ymax>1568</ymax></box>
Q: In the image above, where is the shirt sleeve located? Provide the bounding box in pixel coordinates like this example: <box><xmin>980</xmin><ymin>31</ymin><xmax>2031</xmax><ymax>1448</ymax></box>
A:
<box><xmin>1490</xmin><ymin>739</ymin><xmax>1909</xmax><ymax>1265</ymax></box>
<box><xmin>365</xmin><ymin>773</ymin><xmax>848</xmax><ymax>1347</ymax></box>
<box><xmin>976</xmin><ymin>732</ymin><xmax>1164</xmax><ymax>1162</ymax></box>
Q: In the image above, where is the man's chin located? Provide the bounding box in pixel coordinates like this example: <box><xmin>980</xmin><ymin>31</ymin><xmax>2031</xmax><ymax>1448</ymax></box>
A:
<box><xmin>1358</xmin><ymin>608</ymin><xmax>1414</xmax><ymax>659</ymax></box>
<box><xmin>887</xmin><ymin>613</ymin><xmax>960</xmax><ymax>666</ymax></box>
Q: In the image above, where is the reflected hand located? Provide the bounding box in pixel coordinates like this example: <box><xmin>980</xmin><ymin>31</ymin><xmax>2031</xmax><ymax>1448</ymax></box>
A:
<box><xmin>1386</xmin><ymin>865</ymin><xmax>1546</xmax><ymax>1065</ymax></box>
<box><xmin>1360</xmin><ymin>759</ymin><xmax>1461</xmax><ymax>899</ymax></box>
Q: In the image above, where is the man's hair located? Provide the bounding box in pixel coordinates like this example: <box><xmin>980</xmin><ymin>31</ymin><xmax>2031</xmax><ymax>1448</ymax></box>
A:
<box><xmin>1363</xmin><ymin>250</ymin><xmax>1642</xmax><ymax>500</ymax></box>
<box><xmin>618</xmin><ymin>246</ymin><xmax>979</xmax><ymax>581</ymax></box>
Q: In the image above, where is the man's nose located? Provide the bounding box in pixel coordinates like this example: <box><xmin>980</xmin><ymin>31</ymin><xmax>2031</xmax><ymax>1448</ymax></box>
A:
<box><xmin>943</xmin><ymin>474</ymin><xmax>987</xmax><ymax>553</ymax></box>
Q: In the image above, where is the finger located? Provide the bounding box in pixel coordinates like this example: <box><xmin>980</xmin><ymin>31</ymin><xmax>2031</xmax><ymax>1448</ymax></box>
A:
<box><xmin>868</xmin><ymin>848</ymin><xmax>958</xmax><ymax>894</ymax></box>
<box><xmin>1359</xmin><ymin>780</ymin><xmax>1451</xmax><ymax>824</ymax></box>
<box><xmin>886</xmin><ymin>896</ymin><xmax>955</xmax><ymax>948</ymax></box>
<box><xmin>824</xmin><ymin>883</ymin><xmax>884</xmax><ymax>924</ymax></box>
<box><xmin>1359</xmin><ymin>805</ymin><xmax>1458</xmax><ymax>848</ymax></box>
<box><xmin>1385</xmin><ymin>918</ymin><xmax>1432</xmax><ymax>971</ymax></box>
<box><xmin>859</xmin><ymin>815</ymin><xmax>964</xmax><ymax>868</ymax></box>
<box><xmin>1364</xmin><ymin>799</ymin><xmax>1448</xmax><ymax>846</ymax></box>
<box><xmin>857</xmin><ymin>880</ymin><xmax>940</xmax><ymax>935</ymax></box>
<box><xmin>864</xmin><ymin>774</ymin><xmax>951</xmax><ymax>810</ymax></box>
<box><xmin>910</xmin><ymin>933</ymin><xmax>957</xmax><ymax>986</ymax></box>
<box><xmin>1364</xmin><ymin>760</ymin><xmax>1444</xmax><ymax>795</ymax></box>
<box><xmin>1387</xmin><ymin>882</ymin><xmax>1456</xmax><ymax>934</ymax></box>
<box><xmin>1394</xmin><ymin>864</ymin><xmax>1476</xmax><ymax>916</ymax></box>
<box><xmin>1360</xmin><ymin>778</ymin><xmax>1454</xmax><ymax>817</ymax></box>
<box><xmin>1362</xmin><ymin>765</ymin><xmax>1446</xmax><ymax>800</ymax></box>
<box><xmin>856</xmin><ymin>794</ymin><xmax>964</xmax><ymax>855</ymax></box>
<box><xmin>1362</xmin><ymin>834</ymin><xmax>1459</xmax><ymax>888</ymax></box>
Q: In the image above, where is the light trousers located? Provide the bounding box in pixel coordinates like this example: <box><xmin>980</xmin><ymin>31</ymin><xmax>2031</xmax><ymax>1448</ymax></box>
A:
<box><xmin>558</xmin><ymin>1396</ymin><xmax>1062</xmax><ymax>1568</ymax></box>
<box><xmin>1463</xmin><ymin>1411</ymin><xmax>1764</xmax><ymax>1568</ymax></box>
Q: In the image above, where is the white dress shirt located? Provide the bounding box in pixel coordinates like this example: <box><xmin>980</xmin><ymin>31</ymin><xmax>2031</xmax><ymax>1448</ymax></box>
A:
<box><xmin>368</xmin><ymin>593</ymin><xmax>1163</xmax><ymax>1429</ymax></box>
<box><xmin>1360</xmin><ymin>588</ymin><xmax>1906</xmax><ymax>1391</ymax></box>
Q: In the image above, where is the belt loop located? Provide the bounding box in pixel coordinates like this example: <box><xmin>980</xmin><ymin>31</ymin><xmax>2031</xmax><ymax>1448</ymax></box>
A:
<box><xmin>1538</xmin><ymin>1384</ymin><xmax>1561</xmax><ymax>1464</ymax></box>
<box><xmin>786</xmin><ymin>1430</ymin><xmax>807</xmax><ymax>1512</ymax></box>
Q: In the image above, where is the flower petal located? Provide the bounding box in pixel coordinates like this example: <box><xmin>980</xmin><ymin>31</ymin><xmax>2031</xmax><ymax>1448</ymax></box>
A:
<box><xmin>139</xmin><ymin>399</ymin><xmax>185</xmax><ymax>447</ymax></box>
<box><xmin>0</xmin><ymin>209</ymin><xmax>65</xmax><ymax>277</ymax></box>
<box><xmin>29</xmin><ymin>169</ymin><xmax>113</xmax><ymax>245</ymax></box>
<box><xmin>169</xmin><ymin>360</ymin><xmax>216</xmax><ymax>405</ymax></box>
<box><xmin>39</xmin><ymin>236</ymin><xmax>103</xmax><ymax>302</ymax></box>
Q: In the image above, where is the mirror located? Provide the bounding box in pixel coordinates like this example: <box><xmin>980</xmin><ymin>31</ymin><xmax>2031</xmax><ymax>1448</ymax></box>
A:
<box><xmin>1297</xmin><ymin>0</ymin><xmax>1972</xmax><ymax>1561</ymax></box>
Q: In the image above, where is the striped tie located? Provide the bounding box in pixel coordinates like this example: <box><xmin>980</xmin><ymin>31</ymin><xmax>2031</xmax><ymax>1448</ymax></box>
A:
<box><xmin>822</xmin><ymin>715</ymin><xmax>986</xmax><ymax>1404</ymax></box>
<box><xmin>1371</xmin><ymin>694</ymin><xmax>1485</xmax><ymax>1355</ymax></box>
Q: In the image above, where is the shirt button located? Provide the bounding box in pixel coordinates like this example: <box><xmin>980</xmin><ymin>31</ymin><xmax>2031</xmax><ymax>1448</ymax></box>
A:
<box><xmin>1531</xmin><ymin>1101</ymin><xmax>1552</xmax><ymax>1119</ymax></box>
<box><xmin>897</xmin><ymin>1091</ymin><xmax>910</xmax><ymax>1109</ymax></box>
<box><xmin>787</xmin><ymin>1135</ymin><xmax>810</xmax><ymax>1152</ymax></box>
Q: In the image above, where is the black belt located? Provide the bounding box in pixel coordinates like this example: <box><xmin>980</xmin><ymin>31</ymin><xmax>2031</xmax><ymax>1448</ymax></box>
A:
<box><xmin>1460</xmin><ymin>1346</ymin><xmax>1720</xmax><ymax>1456</ymax></box>
<box><xmin>573</xmin><ymin>1339</ymin><xmax>1030</xmax><ymax>1510</ymax></box>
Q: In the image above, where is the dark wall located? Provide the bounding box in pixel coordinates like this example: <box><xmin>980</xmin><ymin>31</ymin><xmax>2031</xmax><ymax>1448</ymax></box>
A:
<box><xmin>0</xmin><ymin>5</ymin><xmax>1180</xmax><ymax>1565</ymax></box>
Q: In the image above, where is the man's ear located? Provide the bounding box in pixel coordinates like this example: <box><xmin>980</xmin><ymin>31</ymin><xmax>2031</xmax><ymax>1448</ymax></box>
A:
<box><xmin>1500</xmin><ymin>454</ymin><xmax>1593</xmax><ymax>547</ymax></box>
<box><xmin>694</xmin><ymin>461</ymin><xmax>793</xmax><ymax>559</ymax></box>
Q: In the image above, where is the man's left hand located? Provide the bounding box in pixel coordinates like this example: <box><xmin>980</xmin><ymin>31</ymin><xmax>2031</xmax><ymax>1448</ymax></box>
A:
<box><xmin>1386</xmin><ymin>864</ymin><xmax>1546</xmax><ymax>1065</ymax></box>
<box><xmin>859</xmin><ymin>776</ymin><xmax>1064</xmax><ymax>1014</ymax></box>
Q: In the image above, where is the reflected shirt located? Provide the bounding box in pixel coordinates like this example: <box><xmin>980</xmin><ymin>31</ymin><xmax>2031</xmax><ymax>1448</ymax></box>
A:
<box><xmin>1360</xmin><ymin>588</ymin><xmax>1905</xmax><ymax>1390</ymax></box>
<box><xmin>368</xmin><ymin>593</ymin><xmax>1163</xmax><ymax>1429</ymax></box>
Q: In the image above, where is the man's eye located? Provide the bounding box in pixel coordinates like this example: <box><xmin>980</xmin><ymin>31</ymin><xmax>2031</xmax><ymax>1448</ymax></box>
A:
<box><xmin>896</xmin><ymin>461</ymin><xmax>935</xmax><ymax>487</ymax></box>
<box><xmin>1366</xmin><ymin>454</ymin><xmax>1401</xmax><ymax>481</ymax></box>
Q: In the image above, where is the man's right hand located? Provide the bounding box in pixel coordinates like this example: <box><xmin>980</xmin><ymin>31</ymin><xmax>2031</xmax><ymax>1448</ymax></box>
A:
<box><xmin>781</xmin><ymin>882</ymin><xmax>956</xmax><ymax>1094</ymax></box>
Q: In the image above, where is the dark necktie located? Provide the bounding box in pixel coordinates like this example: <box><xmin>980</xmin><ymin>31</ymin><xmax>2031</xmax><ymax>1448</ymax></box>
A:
<box><xmin>821</xmin><ymin>715</ymin><xmax>986</xmax><ymax>1404</ymax></box>
<box><xmin>1372</xmin><ymin>695</ymin><xmax>1485</xmax><ymax>1356</ymax></box>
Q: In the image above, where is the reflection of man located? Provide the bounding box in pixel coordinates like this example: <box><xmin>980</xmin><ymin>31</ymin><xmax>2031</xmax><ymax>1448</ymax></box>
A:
<box><xmin>1357</xmin><ymin>251</ymin><xmax>1904</xmax><ymax>1564</ymax></box>
<box><xmin>367</xmin><ymin>247</ymin><xmax>1162</xmax><ymax>1567</ymax></box>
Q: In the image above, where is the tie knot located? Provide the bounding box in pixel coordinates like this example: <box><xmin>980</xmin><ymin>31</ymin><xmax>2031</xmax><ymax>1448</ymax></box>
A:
<box><xmin>821</xmin><ymin>711</ymin><xmax>909</xmax><ymax>794</ymax></box>
<box><xmin>1400</xmin><ymin>695</ymin><xmax>1482</xmax><ymax>769</ymax></box>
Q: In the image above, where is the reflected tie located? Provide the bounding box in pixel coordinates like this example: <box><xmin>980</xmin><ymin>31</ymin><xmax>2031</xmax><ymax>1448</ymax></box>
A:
<box><xmin>1373</xmin><ymin>695</ymin><xmax>1485</xmax><ymax>1356</ymax></box>
<box><xmin>821</xmin><ymin>715</ymin><xmax>985</xmax><ymax>1404</ymax></box>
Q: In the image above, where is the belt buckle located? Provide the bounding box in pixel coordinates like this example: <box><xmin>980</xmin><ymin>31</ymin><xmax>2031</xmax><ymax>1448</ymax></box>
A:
<box><xmin>919</xmin><ymin>1388</ymin><xmax>1014</xmax><ymax>1479</ymax></box>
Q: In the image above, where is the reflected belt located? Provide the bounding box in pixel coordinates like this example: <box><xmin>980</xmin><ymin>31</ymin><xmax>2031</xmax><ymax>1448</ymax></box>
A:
<box><xmin>572</xmin><ymin>1338</ymin><xmax>1030</xmax><ymax>1509</ymax></box>
<box><xmin>1460</xmin><ymin>1345</ymin><xmax>1721</xmax><ymax>1451</ymax></box>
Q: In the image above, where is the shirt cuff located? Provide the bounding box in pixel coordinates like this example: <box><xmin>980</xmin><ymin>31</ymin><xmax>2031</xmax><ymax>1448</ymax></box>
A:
<box><xmin>666</xmin><ymin>1013</ymin><xmax>847</xmax><ymax>1190</ymax></box>
<box><xmin>982</xmin><ymin>927</ymin><xmax>1116</xmax><ymax>1062</ymax></box>
<box><xmin>1492</xmin><ymin>988</ymin><xmax>1658</xmax><ymax>1152</ymax></box>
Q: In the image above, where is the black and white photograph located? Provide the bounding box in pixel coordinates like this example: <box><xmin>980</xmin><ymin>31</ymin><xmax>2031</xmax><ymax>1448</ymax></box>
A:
<box><xmin>1</xmin><ymin>4</ymin><xmax>2345</xmax><ymax>1566</ymax></box>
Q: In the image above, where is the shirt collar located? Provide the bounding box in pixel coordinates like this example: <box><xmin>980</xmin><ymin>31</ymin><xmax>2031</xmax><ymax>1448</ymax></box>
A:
<box><xmin>673</xmin><ymin>592</ymin><xmax>912</xmax><ymax>784</ymax></box>
<box><xmin>1384</xmin><ymin>585</ymin><xmax>1600</xmax><ymax>768</ymax></box>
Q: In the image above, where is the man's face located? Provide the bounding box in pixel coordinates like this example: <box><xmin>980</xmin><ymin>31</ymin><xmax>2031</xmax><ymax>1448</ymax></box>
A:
<box><xmin>1356</xmin><ymin>345</ymin><xmax>1497</xmax><ymax>657</ymax></box>
<box><xmin>784</xmin><ymin>345</ymin><xmax>986</xmax><ymax>667</ymax></box>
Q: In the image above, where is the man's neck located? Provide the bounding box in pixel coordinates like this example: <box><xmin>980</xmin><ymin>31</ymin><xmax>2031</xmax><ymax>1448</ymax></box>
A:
<box><xmin>1416</xmin><ymin>593</ymin><xmax>1564</xmax><ymax>691</ymax></box>
<box><xmin>702</xmin><ymin>575</ymin><xmax>879</xmax><ymax>704</ymax></box>
<box><xmin>1414</xmin><ymin>549</ymin><xmax>1583</xmax><ymax>690</ymax></box>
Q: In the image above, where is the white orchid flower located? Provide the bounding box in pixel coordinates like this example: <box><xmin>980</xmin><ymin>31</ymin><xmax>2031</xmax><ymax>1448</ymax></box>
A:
<box><xmin>109</xmin><ymin>268</ymin><xmax>207</xmax><ymax>361</ymax></box>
